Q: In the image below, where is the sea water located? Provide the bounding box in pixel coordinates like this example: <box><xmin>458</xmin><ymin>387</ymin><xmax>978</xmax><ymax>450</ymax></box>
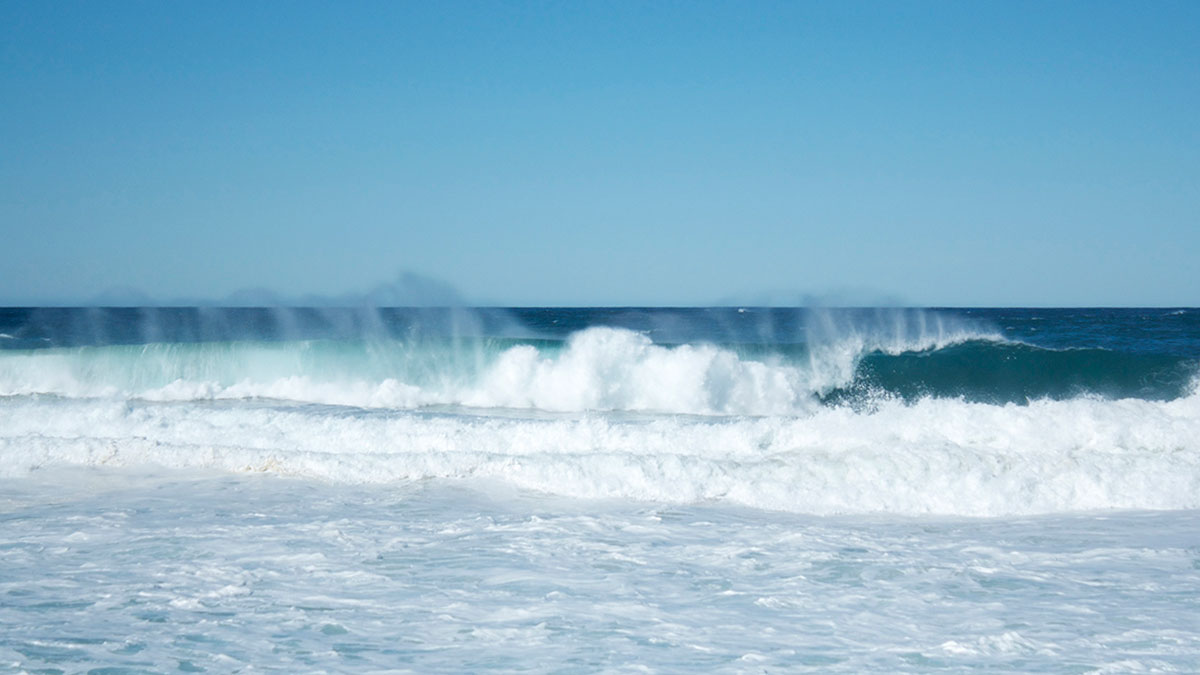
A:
<box><xmin>1</xmin><ymin>307</ymin><xmax>1198</xmax><ymax>672</ymax></box>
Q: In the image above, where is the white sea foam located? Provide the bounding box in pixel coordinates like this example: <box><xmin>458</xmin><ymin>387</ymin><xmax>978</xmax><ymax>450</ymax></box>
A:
<box><xmin>2</xmin><ymin>389</ymin><xmax>1198</xmax><ymax>516</ymax></box>
<box><xmin>3</xmin><ymin>472</ymin><xmax>1196</xmax><ymax>672</ymax></box>
<box><xmin>459</xmin><ymin>329</ymin><xmax>815</xmax><ymax>414</ymax></box>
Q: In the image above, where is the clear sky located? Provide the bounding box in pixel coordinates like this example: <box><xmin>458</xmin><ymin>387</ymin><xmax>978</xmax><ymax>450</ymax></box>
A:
<box><xmin>1</xmin><ymin>1</ymin><xmax>1197</xmax><ymax>306</ymax></box>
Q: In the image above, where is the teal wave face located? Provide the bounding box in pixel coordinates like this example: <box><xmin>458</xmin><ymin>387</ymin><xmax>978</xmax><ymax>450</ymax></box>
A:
<box><xmin>825</xmin><ymin>341</ymin><xmax>1197</xmax><ymax>405</ymax></box>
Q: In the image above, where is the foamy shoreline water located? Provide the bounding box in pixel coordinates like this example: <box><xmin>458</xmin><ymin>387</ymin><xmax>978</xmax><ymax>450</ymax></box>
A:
<box><xmin>2</xmin><ymin>470</ymin><xmax>1198</xmax><ymax>672</ymax></box>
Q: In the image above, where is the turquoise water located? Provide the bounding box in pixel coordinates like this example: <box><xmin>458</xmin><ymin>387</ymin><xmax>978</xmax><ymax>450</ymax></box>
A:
<box><xmin>1</xmin><ymin>307</ymin><xmax>1198</xmax><ymax>671</ymax></box>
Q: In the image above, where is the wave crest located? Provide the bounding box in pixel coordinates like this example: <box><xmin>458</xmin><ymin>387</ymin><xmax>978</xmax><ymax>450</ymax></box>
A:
<box><xmin>463</xmin><ymin>329</ymin><xmax>810</xmax><ymax>414</ymax></box>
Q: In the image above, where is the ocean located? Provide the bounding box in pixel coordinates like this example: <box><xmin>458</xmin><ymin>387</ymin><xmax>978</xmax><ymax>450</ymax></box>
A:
<box><xmin>1</xmin><ymin>306</ymin><xmax>1198</xmax><ymax>672</ymax></box>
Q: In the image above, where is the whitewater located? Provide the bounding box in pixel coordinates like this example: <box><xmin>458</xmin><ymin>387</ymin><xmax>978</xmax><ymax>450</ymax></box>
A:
<box><xmin>2</xmin><ymin>306</ymin><xmax>1198</xmax><ymax>671</ymax></box>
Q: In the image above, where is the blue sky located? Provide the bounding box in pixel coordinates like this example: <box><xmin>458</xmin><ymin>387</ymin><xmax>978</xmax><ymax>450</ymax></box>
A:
<box><xmin>2</xmin><ymin>1</ymin><xmax>1197</xmax><ymax>306</ymax></box>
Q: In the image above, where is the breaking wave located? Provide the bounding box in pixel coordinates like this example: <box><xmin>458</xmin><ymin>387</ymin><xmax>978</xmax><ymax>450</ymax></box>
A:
<box><xmin>0</xmin><ymin>325</ymin><xmax>1193</xmax><ymax>413</ymax></box>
